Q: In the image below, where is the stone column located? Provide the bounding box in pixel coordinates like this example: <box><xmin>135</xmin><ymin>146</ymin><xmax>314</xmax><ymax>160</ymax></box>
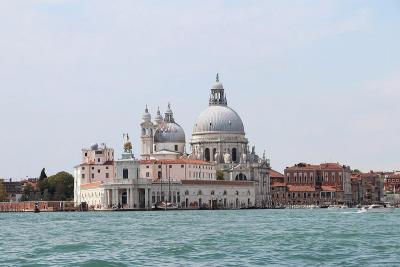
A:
<box><xmin>104</xmin><ymin>189</ymin><xmax>108</xmax><ymax>209</ymax></box>
<box><xmin>130</xmin><ymin>188</ymin><xmax>134</xmax><ymax>209</ymax></box>
<box><xmin>145</xmin><ymin>188</ymin><xmax>149</xmax><ymax>209</ymax></box>
<box><xmin>112</xmin><ymin>188</ymin><xmax>118</xmax><ymax>206</ymax></box>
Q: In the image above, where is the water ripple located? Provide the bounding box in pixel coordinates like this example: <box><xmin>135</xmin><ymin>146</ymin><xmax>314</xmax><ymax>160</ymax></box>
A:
<box><xmin>1</xmin><ymin>209</ymin><xmax>400</xmax><ymax>266</ymax></box>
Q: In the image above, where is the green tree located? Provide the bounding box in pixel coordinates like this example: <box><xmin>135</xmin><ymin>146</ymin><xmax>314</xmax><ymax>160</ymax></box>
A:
<box><xmin>216</xmin><ymin>170</ymin><xmax>225</xmax><ymax>180</ymax></box>
<box><xmin>0</xmin><ymin>181</ymin><xmax>7</xmax><ymax>202</ymax></box>
<box><xmin>39</xmin><ymin>168</ymin><xmax>47</xmax><ymax>181</ymax></box>
<box><xmin>21</xmin><ymin>184</ymin><xmax>35</xmax><ymax>201</ymax></box>
<box><xmin>47</xmin><ymin>172</ymin><xmax>74</xmax><ymax>201</ymax></box>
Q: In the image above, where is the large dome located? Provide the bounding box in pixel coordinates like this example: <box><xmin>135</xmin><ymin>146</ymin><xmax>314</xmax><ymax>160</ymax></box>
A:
<box><xmin>154</xmin><ymin>122</ymin><xmax>186</xmax><ymax>143</ymax></box>
<box><xmin>193</xmin><ymin>105</ymin><xmax>245</xmax><ymax>134</ymax></box>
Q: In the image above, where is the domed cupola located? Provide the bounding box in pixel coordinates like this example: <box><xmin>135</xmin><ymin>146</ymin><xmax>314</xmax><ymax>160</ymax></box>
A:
<box><xmin>193</xmin><ymin>74</ymin><xmax>245</xmax><ymax>134</ymax></box>
<box><xmin>142</xmin><ymin>105</ymin><xmax>151</xmax><ymax>122</ymax></box>
<box><xmin>190</xmin><ymin>74</ymin><xmax>248</xmax><ymax>163</ymax></box>
<box><xmin>154</xmin><ymin>107</ymin><xmax>164</xmax><ymax>126</ymax></box>
<box><xmin>153</xmin><ymin>104</ymin><xmax>186</xmax><ymax>154</ymax></box>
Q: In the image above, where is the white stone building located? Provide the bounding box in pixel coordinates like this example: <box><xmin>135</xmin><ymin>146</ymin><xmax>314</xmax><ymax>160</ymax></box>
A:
<box><xmin>74</xmin><ymin>75</ymin><xmax>271</xmax><ymax>210</ymax></box>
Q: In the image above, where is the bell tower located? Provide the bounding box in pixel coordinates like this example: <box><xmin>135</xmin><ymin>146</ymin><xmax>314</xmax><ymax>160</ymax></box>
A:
<box><xmin>140</xmin><ymin>105</ymin><xmax>154</xmax><ymax>159</ymax></box>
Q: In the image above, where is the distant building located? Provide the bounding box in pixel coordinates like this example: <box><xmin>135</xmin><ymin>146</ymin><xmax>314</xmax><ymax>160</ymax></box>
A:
<box><xmin>0</xmin><ymin>178</ymin><xmax>23</xmax><ymax>202</ymax></box>
<box><xmin>384</xmin><ymin>172</ymin><xmax>400</xmax><ymax>204</ymax></box>
<box><xmin>274</xmin><ymin>163</ymin><xmax>353</xmax><ymax>206</ymax></box>
<box><xmin>351</xmin><ymin>171</ymin><xmax>385</xmax><ymax>205</ymax></box>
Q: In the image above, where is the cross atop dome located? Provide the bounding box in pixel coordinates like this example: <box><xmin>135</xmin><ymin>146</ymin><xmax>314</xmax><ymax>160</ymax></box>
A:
<box><xmin>216</xmin><ymin>73</ymin><xmax>219</xmax><ymax>82</ymax></box>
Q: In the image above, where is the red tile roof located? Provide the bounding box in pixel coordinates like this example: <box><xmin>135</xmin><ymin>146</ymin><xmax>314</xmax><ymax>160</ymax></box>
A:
<box><xmin>140</xmin><ymin>159</ymin><xmax>211</xmax><ymax>165</ymax></box>
<box><xmin>287</xmin><ymin>185</ymin><xmax>315</xmax><ymax>192</ymax></box>
<box><xmin>321</xmin><ymin>186</ymin><xmax>337</xmax><ymax>192</ymax></box>
<box><xmin>80</xmin><ymin>181</ymin><xmax>103</xmax><ymax>189</ymax></box>
<box><xmin>271</xmin><ymin>182</ymin><xmax>286</xmax><ymax>187</ymax></box>
<box><xmin>286</xmin><ymin>163</ymin><xmax>347</xmax><ymax>171</ymax></box>
<box><xmin>270</xmin><ymin>169</ymin><xmax>284</xmax><ymax>178</ymax></box>
<box><xmin>181</xmin><ymin>180</ymin><xmax>253</xmax><ymax>186</ymax></box>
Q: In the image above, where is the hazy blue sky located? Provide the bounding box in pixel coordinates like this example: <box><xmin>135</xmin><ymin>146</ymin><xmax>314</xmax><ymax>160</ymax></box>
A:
<box><xmin>0</xmin><ymin>1</ymin><xmax>399</xmax><ymax>179</ymax></box>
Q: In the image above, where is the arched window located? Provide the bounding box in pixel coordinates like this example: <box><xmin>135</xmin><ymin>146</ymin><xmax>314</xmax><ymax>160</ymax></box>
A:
<box><xmin>205</xmin><ymin>148</ymin><xmax>210</xmax><ymax>162</ymax></box>
<box><xmin>235</xmin><ymin>173</ymin><xmax>247</xmax><ymax>181</ymax></box>
<box><xmin>212</xmin><ymin>148</ymin><xmax>217</xmax><ymax>161</ymax></box>
<box><xmin>232</xmin><ymin>148</ymin><xmax>237</xmax><ymax>162</ymax></box>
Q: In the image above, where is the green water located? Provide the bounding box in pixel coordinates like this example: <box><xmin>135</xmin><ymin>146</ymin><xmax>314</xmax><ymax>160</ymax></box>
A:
<box><xmin>0</xmin><ymin>209</ymin><xmax>399</xmax><ymax>266</ymax></box>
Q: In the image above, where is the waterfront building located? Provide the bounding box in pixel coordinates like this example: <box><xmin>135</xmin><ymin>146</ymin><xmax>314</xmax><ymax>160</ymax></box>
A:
<box><xmin>275</xmin><ymin>163</ymin><xmax>353</xmax><ymax>206</ymax></box>
<box><xmin>73</xmin><ymin>75</ymin><xmax>263</xmax><ymax>209</ymax></box>
<box><xmin>189</xmin><ymin>74</ymin><xmax>271</xmax><ymax>207</ymax></box>
<box><xmin>350</xmin><ymin>171</ymin><xmax>385</xmax><ymax>205</ymax></box>
<box><xmin>0</xmin><ymin>178</ymin><xmax>23</xmax><ymax>202</ymax></box>
<box><xmin>384</xmin><ymin>172</ymin><xmax>400</xmax><ymax>204</ymax></box>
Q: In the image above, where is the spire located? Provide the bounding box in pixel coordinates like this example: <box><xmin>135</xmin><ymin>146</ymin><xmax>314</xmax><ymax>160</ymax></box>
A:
<box><xmin>216</xmin><ymin>73</ymin><xmax>219</xmax><ymax>82</ymax></box>
<box><xmin>154</xmin><ymin>106</ymin><xmax>163</xmax><ymax>126</ymax></box>
<box><xmin>142</xmin><ymin>105</ymin><xmax>151</xmax><ymax>122</ymax></box>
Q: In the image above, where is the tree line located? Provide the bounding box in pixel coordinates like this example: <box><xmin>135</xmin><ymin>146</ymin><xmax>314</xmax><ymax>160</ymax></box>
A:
<box><xmin>20</xmin><ymin>168</ymin><xmax>74</xmax><ymax>201</ymax></box>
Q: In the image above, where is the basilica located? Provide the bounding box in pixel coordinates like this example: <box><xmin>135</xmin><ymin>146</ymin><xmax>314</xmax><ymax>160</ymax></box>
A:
<box><xmin>74</xmin><ymin>75</ymin><xmax>271</xmax><ymax>210</ymax></box>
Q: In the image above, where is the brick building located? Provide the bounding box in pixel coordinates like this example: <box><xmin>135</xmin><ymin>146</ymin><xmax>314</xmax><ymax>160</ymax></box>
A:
<box><xmin>270</xmin><ymin>163</ymin><xmax>352</xmax><ymax>207</ymax></box>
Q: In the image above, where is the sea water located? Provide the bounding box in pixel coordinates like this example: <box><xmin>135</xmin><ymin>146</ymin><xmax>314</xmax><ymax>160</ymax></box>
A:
<box><xmin>0</xmin><ymin>209</ymin><xmax>399</xmax><ymax>266</ymax></box>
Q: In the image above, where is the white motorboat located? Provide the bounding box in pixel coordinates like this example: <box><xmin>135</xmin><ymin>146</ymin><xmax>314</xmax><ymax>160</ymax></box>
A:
<box><xmin>328</xmin><ymin>205</ymin><xmax>348</xmax><ymax>209</ymax></box>
<box><xmin>360</xmin><ymin>204</ymin><xmax>394</xmax><ymax>213</ymax></box>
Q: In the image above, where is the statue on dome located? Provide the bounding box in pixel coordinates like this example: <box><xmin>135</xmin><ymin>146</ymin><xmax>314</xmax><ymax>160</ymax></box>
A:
<box><xmin>123</xmin><ymin>133</ymin><xmax>132</xmax><ymax>153</ymax></box>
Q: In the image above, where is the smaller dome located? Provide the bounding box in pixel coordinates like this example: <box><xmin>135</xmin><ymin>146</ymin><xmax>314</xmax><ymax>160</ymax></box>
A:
<box><xmin>154</xmin><ymin>107</ymin><xmax>163</xmax><ymax>125</ymax></box>
<box><xmin>142</xmin><ymin>105</ymin><xmax>151</xmax><ymax>122</ymax></box>
<box><xmin>211</xmin><ymin>82</ymin><xmax>224</xmax><ymax>89</ymax></box>
<box><xmin>154</xmin><ymin>123</ymin><xmax>186</xmax><ymax>143</ymax></box>
<box><xmin>90</xmin><ymin>143</ymin><xmax>99</xmax><ymax>150</ymax></box>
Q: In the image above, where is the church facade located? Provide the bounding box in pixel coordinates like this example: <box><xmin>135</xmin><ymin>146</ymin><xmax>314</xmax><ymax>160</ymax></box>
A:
<box><xmin>74</xmin><ymin>75</ymin><xmax>271</xmax><ymax>209</ymax></box>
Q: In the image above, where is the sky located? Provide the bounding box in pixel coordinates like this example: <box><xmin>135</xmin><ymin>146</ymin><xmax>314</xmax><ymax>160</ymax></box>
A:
<box><xmin>0</xmin><ymin>0</ymin><xmax>399</xmax><ymax>179</ymax></box>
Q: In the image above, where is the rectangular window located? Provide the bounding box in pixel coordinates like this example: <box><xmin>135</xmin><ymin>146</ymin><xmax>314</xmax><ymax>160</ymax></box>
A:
<box><xmin>81</xmin><ymin>174</ymin><xmax>85</xmax><ymax>179</ymax></box>
<box><xmin>123</xmin><ymin>169</ymin><xmax>129</xmax><ymax>179</ymax></box>
<box><xmin>146</xmin><ymin>172</ymin><xmax>150</xmax><ymax>177</ymax></box>
<box><xmin>175</xmin><ymin>145</ymin><xmax>178</xmax><ymax>151</ymax></box>
<box><xmin>158</xmin><ymin>171</ymin><xmax>162</xmax><ymax>179</ymax></box>
<box><xmin>91</xmin><ymin>174</ymin><xmax>94</xmax><ymax>179</ymax></box>
<box><xmin>97</xmin><ymin>158</ymin><xmax>100</xmax><ymax>163</ymax></box>
<box><xmin>106</xmin><ymin>173</ymin><xmax>109</xmax><ymax>178</ymax></box>
<box><xmin>181</xmin><ymin>165</ymin><xmax>184</xmax><ymax>168</ymax></box>
<box><xmin>169</xmin><ymin>165</ymin><xmax>172</xmax><ymax>168</ymax></box>
<box><xmin>82</xmin><ymin>167</ymin><xmax>85</xmax><ymax>170</ymax></box>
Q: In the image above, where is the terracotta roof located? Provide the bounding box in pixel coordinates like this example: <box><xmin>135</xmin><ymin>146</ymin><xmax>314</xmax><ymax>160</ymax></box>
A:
<box><xmin>271</xmin><ymin>182</ymin><xmax>286</xmax><ymax>187</ymax></box>
<box><xmin>269</xmin><ymin>169</ymin><xmax>284</xmax><ymax>178</ymax></box>
<box><xmin>181</xmin><ymin>180</ymin><xmax>253</xmax><ymax>186</ymax></box>
<box><xmin>140</xmin><ymin>159</ymin><xmax>211</xmax><ymax>165</ymax></box>
<box><xmin>286</xmin><ymin>163</ymin><xmax>346</xmax><ymax>171</ymax></box>
<box><xmin>76</xmin><ymin>161</ymin><xmax>114</xmax><ymax>167</ymax></box>
<box><xmin>287</xmin><ymin>185</ymin><xmax>315</xmax><ymax>192</ymax></box>
<box><xmin>321</xmin><ymin>186</ymin><xmax>337</xmax><ymax>192</ymax></box>
<box><xmin>80</xmin><ymin>181</ymin><xmax>103</xmax><ymax>189</ymax></box>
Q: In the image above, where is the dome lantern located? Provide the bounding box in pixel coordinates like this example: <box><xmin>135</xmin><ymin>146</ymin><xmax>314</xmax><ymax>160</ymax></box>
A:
<box><xmin>209</xmin><ymin>73</ymin><xmax>227</xmax><ymax>106</ymax></box>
